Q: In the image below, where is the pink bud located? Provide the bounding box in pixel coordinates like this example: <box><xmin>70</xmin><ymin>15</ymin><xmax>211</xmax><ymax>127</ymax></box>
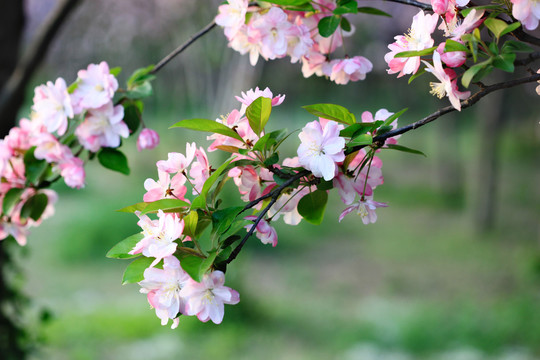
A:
<box><xmin>137</xmin><ymin>128</ymin><xmax>160</xmax><ymax>151</ymax></box>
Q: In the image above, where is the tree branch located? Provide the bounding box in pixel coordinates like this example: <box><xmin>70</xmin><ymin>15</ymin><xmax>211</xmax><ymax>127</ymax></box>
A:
<box><xmin>151</xmin><ymin>20</ymin><xmax>217</xmax><ymax>75</ymax></box>
<box><xmin>226</xmin><ymin>169</ymin><xmax>310</xmax><ymax>264</ymax></box>
<box><xmin>515</xmin><ymin>51</ymin><xmax>540</xmax><ymax>67</ymax></box>
<box><xmin>384</xmin><ymin>0</ymin><xmax>432</xmax><ymax>10</ymax></box>
<box><xmin>362</xmin><ymin>73</ymin><xmax>540</xmax><ymax>149</ymax></box>
<box><xmin>0</xmin><ymin>0</ymin><xmax>82</xmax><ymax>124</ymax></box>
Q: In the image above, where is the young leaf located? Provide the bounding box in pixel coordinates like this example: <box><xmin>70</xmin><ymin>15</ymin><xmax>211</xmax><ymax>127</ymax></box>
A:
<box><xmin>127</xmin><ymin>65</ymin><xmax>155</xmax><ymax>88</ymax></box>
<box><xmin>297</xmin><ymin>190</ymin><xmax>328</xmax><ymax>225</ymax></box>
<box><xmin>170</xmin><ymin>118</ymin><xmax>244</xmax><ymax>143</ymax></box>
<box><xmin>382</xmin><ymin>108</ymin><xmax>407</xmax><ymax>127</ymax></box>
<box><xmin>492</xmin><ymin>53</ymin><xmax>516</xmax><ymax>72</ymax></box>
<box><xmin>109</xmin><ymin>67</ymin><xmax>122</xmax><ymax>77</ymax></box>
<box><xmin>347</xmin><ymin>133</ymin><xmax>373</xmax><ymax>147</ymax></box>
<box><xmin>394</xmin><ymin>46</ymin><xmax>438</xmax><ymax>58</ymax></box>
<box><xmin>340</xmin><ymin>16</ymin><xmax>352</xmax><ymax>32</ymax></box>
<box><xmin>253</xmin><ymin>129</ymin><xmax>288</xmax><ymax>152</ymax></box>
<box><xmin>502</xmin><ymin>40</ymin><xmax>533</xmax><ymax>53</ymax></box>
<box><xmin>318</xmin><ymin>15</ymin><xmax>341</xmax><ymax>37</ymax></box>
<box><xmin>140</xmin><ymin>198</ymin><xmax>190</xmax><ymax>215</ymax></box>
<box><xmin>385</xmin><ymin>144</ymin><xmax>426</xmax><ymax>156</ymax></box>
<box><xmin>106</xmin><ymin>233</ymin><xmax>144</xmax><ymax>259</ymax></box>
<box><xmin>98</xmin><ymin>148</ymin><xmax>130</xmax><ymax>175</ymax></box>
<box><xmin>302</xmin><ymin>103</ymin><xmax>356</xmax><ymax>125</ymax></box>
<box><xmin>20</xmin><ymin>193</ymin><xmax>48</xmax><ymax>221</ymax></box>
<box><xmin>408</xmin><ymin>68</ymin><xmax>426</xmax><ymax>84</ymax></box>
<box><xmin>263</xmin><ymin>0</ymin><xmax>311</xmax><ymax>5</ymax></box>
<box><xmin>23</xmin><ymin>147</ymin><xmax>48</xmax><ymax>185</ymax></box>
<box><xmin>122</xmin><ymin>257</ymin><xmax>155</xmax><ymax>285</ymax></box>
<box><xmin>357</xmin><ymin>6</ymin><xmax>391</xmax><ymax>17</ymax></box>
<box><xmin>2</xmin><ymin>188</ymin><xmax>24</xmax><ymax>215</ymax></box>
<box><xmin>183</xmin><ymin>211</ymin><xmax>199</xmax><ymax>238</ymax></box>
<box><xmin>246</xmin><ymin>97</ymin><xmax>272</xmax><ymax>136</ymax></box>
<box><xmin>116</xmin><ymin>202</ymin><xmax>149</xmax><ymax>213</ymax></box>
<box><xmin>484</xmin><ymin>18</ymin><xmax>507</xmax><ymax>39</ymax></box>
<box><xmin>340</xmin><ymin>123</ymin><xmax>373</xmax><ymax>138</ymax></box>
<box><xmin>334</xmin><ymin>0</ymin><xmax>358</xmax><ymax>14</ymax></box>
<box><xmin>445</xmin><ymin>39</ymin><xmax>469</xmax><ymax>52</ymax></box>
<box><xmin>461</xmin><ymin>62</ymin><xmax>488</xmax><ymax>88</ymax></box>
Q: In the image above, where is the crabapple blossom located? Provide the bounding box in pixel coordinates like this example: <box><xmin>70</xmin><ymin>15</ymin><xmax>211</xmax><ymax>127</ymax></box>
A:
<box><xmin>137</xmin><ymin>128</ymin><xmax>160</xmax><ymax>151</ymax></box>
<box><xmin>139</xmin><ymin>256</ymin><xmax>191</xmax><ymax>328</ymax></box>
<box><xmin>330</xmin><ymin>56</ymin><xmax>373</xmax><ymax>85</ymax></box>
<box><xmin>511</xmin><ymin>0</ymin><xmax>540</xmax><ymax>30</ymax></box>
<box><xmin>189</xmin><ymin>147</ymin><xmax>211</xmax><ymax>194</ymax></box>
<box><xmin>445</xmin><ymin>9</ymin><xmax>485</xmax><ymax>38</ymax></box>
<box><xmin>156</xmin><ymin>143</ymin><xmax>196</xmax><ymax>174</ymax></box>
<box><xmin>58</xmin><ymin>157</ymin><xmax>86</xmax><ymax>189</ymax></box>
<box><xmin>143</xmin><ymin>170</ymin><xmax>188</xmax><ymax>202</ymax></box>
<box><xmin>71</xmin><ymin>61</ymin><xmax>118</xmax><ymax>113</ymax></box>
<box><xmin>251</xmin><ymin>7</ymin><xmax>294</xmax><ymax>61</ymax></box>
<box><xmin>423</xmin><ymin>52</ymin><xmax>470</xmax><ymax>111</ymax></box>
<box><xmin>180</xmin><ymin>270</ymin><xmax>240</xmax><ymax>324</ymax></box>
<box><xmin>338</xmin><ymin>196</ymin><xmax>388</xmax><ymax>224</ymax></box>
<box><xmin>32</xmin><ymin>78</ymin><xmax>74</xmax><ymax>135</ymax></box>
<box><xmin>235</xmin><ymin>87</ymin><xmax>285</xmax><ymax>114</ymax></box>
<box><xmin>215</xmin><ymin>0</ymin><xmax>249</xmax><ymax>40</ymax></box>
<box><xmin>298</xmin><ymin>119</ymin><xmax>345</xmax><ymax>181</ymax></box>
<box><xmin>436</xmin><ymin>42</ymin><xmax>466</xmax><ymax>68</ymax></box>
<box><xmin>245</xmin><ymin>215</ymin><xmax>278</xmax><ymax>247</ymax></box>
<box><xmin>130</xmin><ymin>210</ymin><xmax>185</xmax><ymax>267</ymax></box>
<box><xmin>75</xmin><ymin>102</ymin><xmax>129</xmax><ymax>152</ymax></box>
<box><xmin>385</xmin><ymin>10</ymin><xmax>439</xmax><ymax>78</ymax></box>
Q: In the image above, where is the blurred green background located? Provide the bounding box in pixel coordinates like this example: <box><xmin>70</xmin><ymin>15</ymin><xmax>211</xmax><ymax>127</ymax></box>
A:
<box><xmin>11</xmin><ymin>0</ymin><xmax>540</xmax><ymax>359</ymax></box>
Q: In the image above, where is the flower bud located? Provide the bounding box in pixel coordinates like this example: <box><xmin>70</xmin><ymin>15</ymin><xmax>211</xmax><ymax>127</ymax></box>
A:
<box><xmin>137</xmin><ymin>128</ymin><xmax>160</xmax><ymax>151</ymax></box>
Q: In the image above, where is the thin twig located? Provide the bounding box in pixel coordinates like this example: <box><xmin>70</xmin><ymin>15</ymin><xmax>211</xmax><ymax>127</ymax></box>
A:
<box><xmin>515</xmin><ymin>51</ymin><xmax>540</xmax><ymax>67</ymax></box>
<box><xmin>151</xmin><ymin>20</ymin><xmax>217</xmax><ymax>74</ymax></box>
<box><xmin>384</xmin><ymin>0</ymin><xmax>432</xmax><ymax>10</ymax></box>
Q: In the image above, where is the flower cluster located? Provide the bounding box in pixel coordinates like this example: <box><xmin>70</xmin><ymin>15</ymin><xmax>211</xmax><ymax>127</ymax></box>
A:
<box><xmin>216</xmin><ymin>0</ymin><xmax>372</xmax><ymax>84</ymax></box>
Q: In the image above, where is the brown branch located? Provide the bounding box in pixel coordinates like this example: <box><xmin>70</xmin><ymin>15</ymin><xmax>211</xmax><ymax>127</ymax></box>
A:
<box><xmin>384</xmin><ymin>0</ymin><xmax>432</xmax><ymax>10</ymax></box>
<box><xmin>226</xmin><ymin>169</ymin><xmax>310</xmax><ymax>264</ymax></box>
<box><xmin>0</xmin><ymin>0</ymin><xmax>82</xmax><ymax>124</ymax></box>
<box><xmin>351</xmin><ymin>73</ymin><xmax>540</xmax><ymax>152</ymax></box>
<box><xmin>151</xmin><ymin>20</ymin><xmax>217</xmax><ymax>75</ymax></box>
<box><xmin>515</xmin><ymin>51</ymin><xmax>540</xmax><ymax>67</ymax></box>
<box><xmin>511</xmin><ymin>28</ymin><xmax>540</xmax><ymax>47</ymax></box>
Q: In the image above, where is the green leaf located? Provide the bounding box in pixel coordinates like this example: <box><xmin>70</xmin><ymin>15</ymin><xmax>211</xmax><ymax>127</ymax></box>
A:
<box><xmin>212</xmin><ymin>206</ymin><xmax>245</xmax><ymax>236</ymax></box>
<box><xmin>318</xmin><ymin>15</ymin><xmax>341</xmax><ymax>37</ymax></box>
<box><xmin>484</xmin><ymin>18</ymin><xmax>508</xmax><ymax>39</ymax></box>
<box><xmin>122</xmin><ymin>257</ymin><xmax>155</xmax><ymax>284</ymax></box>
<box><xmin>317</xmin><ymin>179</ymin><xmax>334</xmax><ymax>191</ymax></box>
<box><xmin>297</xmin><ymin>190</ymin><xmax>328</xmax><ymax>225</ymax></box>
<box><xmin>122</xmin><ymin>101</ymin><xmax>143</xmax><ymax>133</ymax></box>
<box><xmin>302</xmin><ymin>103</ymin><xmax>355</xmax><ymax>125</ymax></box>
<box><xmin>263</xmin><ymin>0</ymin><xmax>311</xmax><ymax>5</ymax></box>
<box><xmin>109</xmin><ymin>67</ymin><xmax>122</xmax><ymax>77</ymax></box>
<box><xmin>408</xmin><ymin>68</ymin><xmax>426</xmax><ymax>84</ymax></box>
<box><xmin>382</xmin><ymin>108</ymin><xmax>407</xmax><ymax>127</ymax></box>
<box><xmin>126</xmin><ymin>82</ymin><xmax>153</xmax><ymax>99</ymax></box>
<box><xmin>263</xmin><ymin>152</ymin><xmax>279</xmax><ymax>167</ymax></box>
<box><xmin>97</xmin><ymin>148</ymin><xmax>130</xmax><ymax>175</ymax></box>
<box><xmin>394</xmin><ymin>46</ymin><xmax>438</xmax><ymax>58</ymax></box>
<box><xmin>502</xmin><ymin>40</ymin><xmax>533</xmax><ymax>53</ymax></box>
<box><xmin>20</xmin><ymin>193</ymin><xmax>48</xmax><ymax>221</ymax></box>
<box><xmin>340</xmin><ymin>16</ymin><xmax>352</xmax><ymax>32</ymax></box>
<box><xmin>444</xmin><ymin>39</ymin><xmax>469</xmax><ymax>52</ymax></box>
<box><xmin>246</xmin><ymin>97</ymin><xmax>272</xmax><ymax>136</ymax></box>
<box><xmin>500</xmin><ymin>22</ymin><xmax>521</xmax><ymax>37</ymax></box>
<box><xmin>127</xmin><ymin>65</ymin><xmax>155</xmax><ymax>88</ymax></box>
<box><xmin>492</xmin><ymin>53</ymin><xmax>516</xmax><ymax>72</ymax></box>
<box><xmin>23</xmin><ymin>147</ymin><xmax>48</xmax><ymax>185</ymax></box>
<box><xmin>140</xmin><ymin>198</ymin><xmax>190</xmax><ymax>215</ymax></box>
<box><xmin>461</xmin><ymin>62</ymin><xmax>487</xmax><ymax>88</ymax></box>
<box><xmin>106</xmin><ymin>233</ymin><xmax>144</xmax><ymax>259</ymax></box>
<box><xmin>460</xmin><ymin>5</ymin><xmax>500</xmax><ymax>17</ymax></box>
<box><xmin>340</xmin><ymin>123</ymin><xmax>373</xmax><ymax>138</ymax></box>
<box><xmin>385</xmin><ymin>144</ymin><xmax>426</xmax><ymax>157</ymax></box>
<box><xmin>180</xmin><ymin>251</ymin><xmax>218</xmax><ymax>282</ymax></box>
<box><xmin>2</xmin><ymin>188</ymin><xmax>24</xmax><ymax>215</ymax></box>
<box><xmin>334</xmin><ymin>0</ymin><xmax>358</xmax><ymax>14</ymax></box>
<box><xmin>183</xmin><ymin>211</ymin><xmax>199</xmax><ymax>239</ymax></box>
<box><xmin>170</xmin><ymin>118</ymin><xmax>244</xmax><ymax>143</ymax></box>
<box><xmin>116</xmin><ymin>202</ymin><xmax>149</xmax><ymax>213</ymax></box>
<box><xmin>191</xmin><ymin>158</ymin><xmax>235</xmax><ymax>209</ymax></box>
<box><xmin>357</xmin><ymin>6</ymin><xmax>391</xmax><ymax>17</ymax></box>
<box><xmin>253</xmin><ymin>129</ymin><xmax>288</xmax><ymax>152</ymax></box>
<box><xmin>348</xmin><ymin>133</ymin><xmax>373</xmax><ymax>147</ymax></box>
<box><xmin>67</xmin><ymin>80</ymin><xmax>79</xmax><ymax>94</ymax></box>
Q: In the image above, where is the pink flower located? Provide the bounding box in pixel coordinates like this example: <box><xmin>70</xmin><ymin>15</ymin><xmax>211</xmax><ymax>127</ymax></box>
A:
<box><xmin>58</xmin><ymin>157</ymin><xmax>86</xmax><ymax>189</ymax></box>
<box><xmin>156</xmin><ymin>143</ymin><xmax>196</xmax><ymax>174</ymax></box>
<box><xmin>207</xmin><ymin>110</ymin><xmax>258</xmax><ymax>152</ymax></box>
<box><xmin>436</xmin><ymin>42</ymin><xmax>466</xmax><ymax>68</ymax></box>
<box><xmin>287</xmin><ymin>21</ymin><xmax>313</xmax><ymax>63</ymax></box>
<box><xmin>445</xmin><ymin>9</ymin><xmax>485</xmax><ymax>38</ymax></box>
<box><xmin>330</xmin><ymin>56</ymin><xmax>373</xmax><ymax>84</ymax></box>
<box><xmin>143</xmin><ymin>170</ymin><xmax>187</xmax><ymax>202</ymax></box>
<box><xmin>251</xmin><ymin>7</ymin><xmax>295</xmax><ymax>61</ymax></box>
<box><xmin>422</xmin><ymin>52</ymin><xmax>470</xmax><ymax>111</ymax></box>
<box><xmin>228</xmin><ymin>25</ymin><xmax>263</xmax><ymax>66</ymax></box>
<box><xmin>71</xmin><ymin>62</ymin><xmax>118</xmax><ymax>113</ymax></box>
<box><xmin>245</xmin><ymin>215</ymin><xmax>278</xmax><ymax>247</ymax></box>
<box><xmin>338</xmin><ymin>196</ymin><xmax>388</xmax><ymax>224</ymax></box>
<box><xmin>137</xmin><ymin>128</ymin><xmax>160</xmax><ymax>151</ymax></box>
<box><xmin>215</xmin><ymin>0</ymin><xmax>249</xmax><ymax>40</ymax></box>
<box><xmin>188</xmin><ymin>147</ymin><xmax>212</xmax><ymax>195</ymax></box>
<box><xmin>361</xmin><ymin>109</ymin><xmax>401</xmax><ymax>145</ymax></box>
<box><xmin>75</xmin><ymin>102</ymin><xmax>128</xmax><ymax>152</ymax></box>
<box><xmin>180</xmin><ymin>270</ymin><xmax>240</xmax><ymax>324</ymax></box>
<box><xmin>235</xmin><ymin>87</ymin><xmax>285</xmax><ymax>114</ymax></box>
<box><xmin>32</xmin><ymin>78</ymin><xmax>74</xmax><ymax>135</ymax></box>
<box><xmin>33</xmin><ymin>133</ymin><xmax>70</xmax><ymax>163</ymax></box>
<box><xmin>130</xmin><ymin>210</ymin><xmax>185</xmax><ymax>267</ymax></box>
<box><xmin>385</xmin><ymin>11</ymin><xmax>439</xmax><ymax>78</ymax></box>
<box><xmin>297</xmin><ymin>120</ymin><xmax>345</xmax><ymax>181</ymax></box>
<box><xmin>0</xmin><ymin>220</ymin><xmax>30</xmax><ymax>246</ymax></box>
<box><xmin>511</xmin><ymin>0</ymin><xmax>540</xmax><ymax>30</ymax></box>
<box><xmin>139</xmin><ymin>256</ymin><xmax>191</xmax><ymax>328</ymax></box>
